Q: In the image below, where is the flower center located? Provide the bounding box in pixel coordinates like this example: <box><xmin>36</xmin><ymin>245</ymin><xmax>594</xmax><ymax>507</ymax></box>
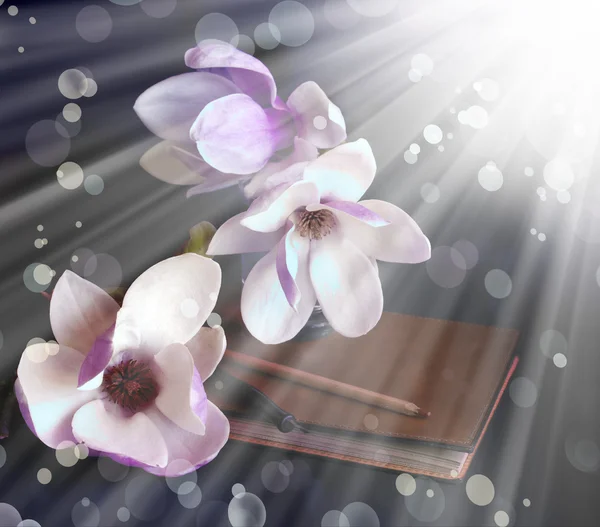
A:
<box><xmin>296</xmin><ymin>209</ymin><xmax>336</xmax><ymax>240</ymax></box>
<box><xmin>102</xmin><ymin>359</ymin><xmax>158</xmax><ymax>412</ymax></box>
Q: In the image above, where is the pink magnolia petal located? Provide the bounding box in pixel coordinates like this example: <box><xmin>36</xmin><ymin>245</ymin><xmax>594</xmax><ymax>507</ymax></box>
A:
<box><xmin>72</xmin><ymin>400</ymin><xmax>169</xmax><ymax>468</ymax></box>
<box><xmin>241</xmin><ymin>181</ymin><xmax>320</xmax><ymax>233</ymax></box>
<box><xmin>191</xmin><ymin>94</ymin><xmax>294</xmax><ymax>175</ymax></box>
<box><xmin>244</xmin><ymin>183</ymin><xmax>287</xmax><ymax>215</ymax></box>
<box><xmin>322</xmin><ymin>201</ymin><xmax>390</xmax><ymax>226</ymax></box>
<box><xmin>49</xmin><ymin>270</ymin><xmax>119</xmax><ymax>354</ymax></box>
<box><xmin>185</xmin><ymin>326</ymin><xmax>226</xmax><ymax>381</ymax></box>
<box><xmin>243</xmin><ymin>138</ymin><xmax>318</xmax><ymax>199</ymax></box>
<box><xmin>191</xmin><ymin>367</ymin><xmax>208</xmax><ymax>423</ymax></box>
<box><xmin>244</xmin><ymin>161</ymin><xmax>307</xmax><ymax>201</ymax></box>
<box><xmin>140</xmin><ymin>140</ymin><xmax>223</xmax><ymax>186</ymax></box>
<box><xmin>14</xmin><ymin>379</ymin><xmax>36</xmax><ymax>436</ymax></box>
<box><xmin>263</xmin><ymin>163</ymin><xmax>308</xmax><ymax>191</ymax></box>
<box><xmin>186</xmin><ymin>174</ymin><xmax>250</xmax><ymax>197</ymax></box>
<box><xmin>302</xmin><ymin>139</ymin><xmax>376</xmax><ymax>202</ymax></box>
<box><xmin>207</xmin><ymin>212</ymin><xmax>284</xmax><ymax>255</ymax></box>
<box><xmin>114</xmin><ymin>254</ymin><xmax>220</xmax><ymax>355</ymax></box>
<box><xmin>153</xmin><ymin>343</ymin><xmax>207</xmax><ymax>435</ymax></box>
<box><xmin>241</xmin><ymin>238</ymin><xmax>314</xmax><ymax>344</ymax></box>
<box><xmin>134</xmin><ymin>72</ymin><xmax>239</xmax><ymax>143</ymax></box>
<box><xmin>287</xmin><ymin>81</ymin><xmax>347</xmax><ymax>149</ymax></box>
<box><xmin>17</xmin><ymin>342</ymin><xmax>97</xmax><ymax>447</ymax></box>
<box><xmin>144</xmin><ymin>402</ymin><xmax>230</xmax><ymax>476</ymax></box>
<box><xmin>77</xmin><ymin>325</ymin><xmax>114</xmax><ymax>388</ymax></box>
<box><xmin>309</xmin><ymin>230</ymin><xmax>383</xmax><ymax>338</ymax></box>
<box><xmin>170</xmin><ymin>142</ymin><xmax>251</xmax><ymax>193</ymax></box>
<box><xmin>184</xmin><ymin>41</ymin><xmax>282</xmax><ymax>109</ymax></box>
<box><xmin>276</xmin><ymin>226</ymin><xmax>301</xmax><ymax>310</ymax></box>
<box><xmin>333</xmin><ymin>199</ymin><xmax>431</xmax><ymax>263</ymax></box>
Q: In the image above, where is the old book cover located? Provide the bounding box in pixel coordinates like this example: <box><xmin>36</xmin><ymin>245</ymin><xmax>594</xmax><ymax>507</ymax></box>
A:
<box><xmin>210</xmin><ymin>312</ymin><xmax>519</xmax><ymax>450</ymax></box>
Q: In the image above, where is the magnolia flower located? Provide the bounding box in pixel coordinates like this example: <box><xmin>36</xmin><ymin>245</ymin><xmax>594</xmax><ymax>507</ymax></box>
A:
<box><xmin>134</xmin><ymin>40</ymin><xmax>346</xmax><ymax>195</ymax></box>
<box><xmin>207</xmin><ymin>139</ymin><xmax>431</xmax><ymax>344</ymax></box>
<box><xmin>15</xmin><ymin>254</ymin><xmax>229</xmax><ymax>476</ymax></box>
<box><xmin>242</xmin><ymin>137</ymin><xmax>319</xmax><ymax>201</ymax></box>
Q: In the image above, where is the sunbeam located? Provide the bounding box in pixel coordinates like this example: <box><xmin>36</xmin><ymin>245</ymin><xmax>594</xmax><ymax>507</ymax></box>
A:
<box><xmin>1</xmin><ymin>1</ymin><xmax>600</xmax><ymax>526</ymax></box>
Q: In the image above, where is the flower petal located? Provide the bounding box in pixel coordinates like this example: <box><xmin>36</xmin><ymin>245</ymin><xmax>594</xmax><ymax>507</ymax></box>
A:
<box><xmin>309</xmin><ymin>230</ymin><xmax>383</xmax><ymax>338</ymax></box>
<box><xmin>243</xmin><ymin>138</ymin><xmax>318</xmax><ymax>199</ymax></box>
<box><xmin>14</xmin><ymin>379</ymin><xmax>36</xmax><ymax>436</ymax></box>
<box><xmin>244</xmin><ymin>162</ymin><xmax>307</xmax><ymax>201</ymax></box>
<box><xmin>287</xmin><ymin>81</ymin><xmax>346</xmax><ymax>149</ymax></box>
<box><xmin>241</xmin><ymin>181</ymin><xmax>320</xmax><ymax>233</ymax></box>
<box><xmin>207</xmin><ymin>212</ymin><xmax>285</xmax><ymax>255</ymax></box>
<box><xmin>153</xmin><ymin>343</ymin><xmax>207</xmax><ymax>435</ymax></box>
<box><xmin>170</xmin><ymin>142</ymin><xmax>251</xmax><ymax>193</ymax></box>
<box><xmin>184</xmin><ymin>41</ymin><xmax>282</xmax><ymax>109</ymax></box>
<box><xmin>186</xmin><ymin>174</ymin><xmax>250</xmax><ymax>197</ymax></box>
<box><xmin>323</xmin><ymin>201</ymin><xmax>390</xmax><ymax>226</ymax></box>
<box><xmin>134</xmin><ymin>72</ymin><xmax>239</xmax><ymax>142</ymax></box>
<box><xmin>72</xmin><ymin>400</ymin><xmax>169</xmax><ymax>468</ymax></box>
<box><xmin>241</xmin><ymin>237</ymin><xmax>315</xmax><ymax>344</ymax></box>
<box><xmin>17</xmin><ymin>342</ymin><xmax>97</xmax><ymax>447</ymax></box>
<box><xmin>191</xmin><ymin>94</ymin><xmax>294</xmax><ymax>175</ymax></box>
<box><xmin>114</xmin><ymin>254</ymin><xmax>220</xmax><ymax>355</ymax></box>
<box><xmin>144</xmin><ymin>402</ymin><xmax>230</xmax><ymax>476</ymax></box>
<box><xmin>302</xmin><ymin>139</ymin><xmax>376</xmax><ymax>202</ymax></box>
<box><xmin>77</xmin><ymin>325</ymin><xmax>114</xmax><ymax>388</ymax></box>
<box><xmin>185</xmin><ymin>326</ymin><xmax>226</xmax><ymax>381</ymax></box>
<box><xmin>49</xmin><ymin>270</ymin><xmax>120</xmax><ymax>354</ymax></box>
<box><xmin>140</xmin><ymin>140</ymin><xmax>223</xmax><ymax>186</ymax></box>
<box><xmin>329</xmin><ymin>199</ymin><xmax>431</xmax><ymax>263</ymax></box>
<box><xmin>276</xmin><ymin>226</ymin><xmax>301</xmax><ymax>310</ymax></box>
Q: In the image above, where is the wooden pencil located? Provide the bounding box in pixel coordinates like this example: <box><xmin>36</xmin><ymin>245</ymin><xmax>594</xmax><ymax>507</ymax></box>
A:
<box><xmin>223</xmin><ymin>349</ymin><xmax>430</xmax><ymax>418</ymax></box>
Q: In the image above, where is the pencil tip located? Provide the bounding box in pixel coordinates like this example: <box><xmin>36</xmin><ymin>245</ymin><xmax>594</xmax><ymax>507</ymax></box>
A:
<box><xmin>416</xmin><ymin>408</ymin><xmax>431</xmax><ymax>418</ymax></box>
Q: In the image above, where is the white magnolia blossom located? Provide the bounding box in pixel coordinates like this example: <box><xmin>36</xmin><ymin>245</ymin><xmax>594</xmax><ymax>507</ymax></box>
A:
<box><xmin>208</xmin><ymin>139</ymin><xmax>431</xmax><ymax>344</ymax></box>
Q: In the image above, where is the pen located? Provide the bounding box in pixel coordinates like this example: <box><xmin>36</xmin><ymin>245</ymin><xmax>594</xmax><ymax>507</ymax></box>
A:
<box><xmin>216</xmin><ymin>368</ymin><xmax>309</xmax><ymax>434</ymax></box>
<box><xmin>223</xmin><ymin>350</ymin><xmax>430</xmax><ymax>418</ymax></box>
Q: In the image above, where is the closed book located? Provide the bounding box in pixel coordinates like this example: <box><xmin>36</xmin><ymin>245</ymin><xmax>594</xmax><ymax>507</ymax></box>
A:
<box><xmin>207</xmin><ymin>312</ymin><xmax>519</xmax><ymax>480</ymax></box>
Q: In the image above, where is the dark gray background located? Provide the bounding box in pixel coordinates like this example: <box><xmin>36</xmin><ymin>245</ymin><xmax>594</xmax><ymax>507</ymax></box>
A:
<box><xmin>0</xmin><ymin>0</ymin><xmax>599</xmax><ymax>526</ymax></box>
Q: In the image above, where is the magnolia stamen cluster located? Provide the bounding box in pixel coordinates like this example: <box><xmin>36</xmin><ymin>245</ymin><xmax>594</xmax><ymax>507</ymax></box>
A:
<box><xmin>296</xmin><ymin>209</ymin><xmax>336</xmax><ymax>240</ymax></box>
